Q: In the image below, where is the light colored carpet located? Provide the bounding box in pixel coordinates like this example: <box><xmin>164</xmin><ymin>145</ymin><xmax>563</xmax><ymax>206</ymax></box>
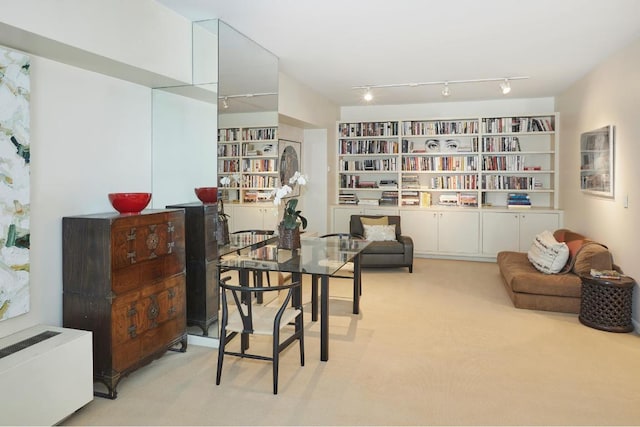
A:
<box><xmin>62</xmin><ymin>258</ymin><xmax>640</xmax><ymax>426</ymax></box>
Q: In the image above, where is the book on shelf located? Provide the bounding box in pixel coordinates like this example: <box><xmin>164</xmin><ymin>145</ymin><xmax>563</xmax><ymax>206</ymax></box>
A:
<box><xmin>379</xmin><ymin>179</ymin><xmax>398</xmax><ymax>189</ymax></box>
<box><xmin>590</xmin><ymin>268</ymin><xmax>622</xmax><ymax>280</ymax></box>
<box><xmin>507</xmin><ymin>192</ymin><xmax>531</xmax><ymax>208</ymax></box>
<box><xmin>420</xmin><ymin>192</ymin><xmax>431</xmax><ymax>207</ymax></box>
<box><xmin>438</xmin><ymin>194</ymin><xmax>459</xmax><ymax>206</ymax></box>
<box><xmin>358</xmin><ymin>198</ymin><xmax>380</xmax><ymax>206</ymax></box>
<box><xmin>379</xmin><ymin>190</ymin><xmax>398</xmax><ymax>206</ymax></box>
<box><xmin>339</xmin><ymin>193</ymin><xmax>358</xmax><ymax>205</ymax></box>
<box><xmin>357</xmin><ymin>181</ymin><xmax>377</xmax><ymax>188</ymax></box>
<box><xmin>458</xmin><ymin>193</ymin><xmax>478</xmax><ymax>207</ymax></box>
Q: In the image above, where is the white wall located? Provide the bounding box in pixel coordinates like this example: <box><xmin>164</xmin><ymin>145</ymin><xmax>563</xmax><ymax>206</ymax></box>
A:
<box><xmin>0</xmin><ymin>1</ymin><xmax>192</xmax><ymax>339</ymax></box>
<box><xmin>0</xmin><ymin>0</ymin><xmax>192</xmax><ymax>84</ymax></box>
<box><xmin>10</xmin><ymin>55</ymin><xmax>153</xmax><ymax>337</ymax></box>
<box><xmin>556</xmin><ymin>36</ymin><xmax>640</xmax><ymax>324</ymax></box>
<box><xmin>278</xmin><ymin>72</ymin><xmax>340</xmax><ymax>236</ymax></box>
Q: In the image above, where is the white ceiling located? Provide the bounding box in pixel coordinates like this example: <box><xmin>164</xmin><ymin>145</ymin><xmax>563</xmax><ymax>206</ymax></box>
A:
<box><xmin>157</xmin><ymin>0</ymin><xmax>640</xmax><ymax>107</ymax></box>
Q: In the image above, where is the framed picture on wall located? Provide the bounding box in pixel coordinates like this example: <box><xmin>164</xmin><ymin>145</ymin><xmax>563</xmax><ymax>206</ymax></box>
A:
<box><xmin>580</xmin><ymin>125</ymin><xmax>614</xmax><ymax>198</ymax></box>
<box><xmin>278</xmin><ymin>139</ymin><xmax>302</xmax><ymax>197</ymax></box>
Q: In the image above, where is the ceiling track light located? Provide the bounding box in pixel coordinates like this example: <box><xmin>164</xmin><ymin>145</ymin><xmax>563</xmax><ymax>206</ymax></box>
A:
<box><xmin>353</xmin><ymin>76</ymin><xmax>528</xmax><ymax>97</ymax></box>
<box><xmin>222</xmin><ymin>97</ymin><xmax>229</xmax><ymax>109</ymax></box>
<box><xmin>363</xmin><ymin>87</ymin><xmax>373</xmax><ymax>102</ymax></box>
<box><xmin>441</xmin><ymin>82</ymin><xmax>450</xmax><ymax>97</ymax></box>
<box><xmin>500</xmin><ymin>79</ymin><xmax>511</xmax><ymax>95</ymax></box>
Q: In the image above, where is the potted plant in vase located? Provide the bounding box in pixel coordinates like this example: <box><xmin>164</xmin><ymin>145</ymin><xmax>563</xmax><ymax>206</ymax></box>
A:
<box><xmin>271</xmin><ymin>171</ymin><xmax>308</xmax><ymax>250</ymax></box>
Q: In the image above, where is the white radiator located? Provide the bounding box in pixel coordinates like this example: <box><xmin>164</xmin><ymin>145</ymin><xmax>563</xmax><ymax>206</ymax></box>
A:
<box><xmin>0</xmin><ymin>324</ymin><xmax>93</xmax><ymax>425</ymax></box>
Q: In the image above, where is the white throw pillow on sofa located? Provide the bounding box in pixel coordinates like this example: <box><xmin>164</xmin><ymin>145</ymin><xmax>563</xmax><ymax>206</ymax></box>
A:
<box><xmin>363</xmin><ymin>224</ymin><xmax>396</xmax><ymax>241</ymax></box>
<box><xmin>527</xmin><ymin>230</ymin><xmax>570</xmax><ymax>274</ymax></box>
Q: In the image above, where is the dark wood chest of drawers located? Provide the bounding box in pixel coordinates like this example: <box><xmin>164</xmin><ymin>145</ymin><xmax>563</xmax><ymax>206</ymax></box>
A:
<box><xmin>62</xmin><ymin>209</ymin><xmax>187</xmax><ymax>399</ymax></box>
<box><xmin>166</xmin><ymin>203</ymin><xmax>219</xmax><ymax>335</ymax></box>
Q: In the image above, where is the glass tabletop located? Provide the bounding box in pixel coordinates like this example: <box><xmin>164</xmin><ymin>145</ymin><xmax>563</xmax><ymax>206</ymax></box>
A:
<box><xmin>218</xmin><ymin>235</ymin><xmax>371</xmax><ymax>276</ymax></box>
<box><xmin>217</xmin><ymin>232</ymin><xmax>278</xmax><ymax>257</ymax></box>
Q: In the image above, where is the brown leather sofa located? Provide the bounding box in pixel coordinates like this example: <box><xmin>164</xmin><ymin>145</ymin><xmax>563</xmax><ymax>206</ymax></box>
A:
<box><xmin>349</xmin><ymin>214</ymin><xmax>414</xmax><ymax>273</ymax></box>
<box><xmin>497</xmin><ymin>229</ymin><xmax>617</xmax><ymax>313</ymax></box>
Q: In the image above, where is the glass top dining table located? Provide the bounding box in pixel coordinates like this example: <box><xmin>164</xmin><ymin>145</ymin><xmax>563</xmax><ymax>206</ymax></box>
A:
<box><xmin>217</xmin><ymin>233</ymin><xmax>371</xmax><ymax>361</ymax></box>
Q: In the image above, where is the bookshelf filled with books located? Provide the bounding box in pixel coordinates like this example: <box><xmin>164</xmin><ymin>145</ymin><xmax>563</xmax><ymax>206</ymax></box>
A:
<box><xmin>217</xmin><ymin>126</ymin><xmax>278</xmax><ymax>203</ymax></box>
<box><xmin>334</xmin><ymin>115</ymin><xmax>561</xmax><ymax>259</ymax></box>
<box><xmin>480</xmin><ymin>115</ymin><xmax>557</xmax><ymax>209</ymax></box>
<box><xmin>400</xmin><ymin>118</ymin><xmax>480</xmax><ymax>208</ymax></box>
<box><xmin>336</xmin><ymin>114</ymin><xmax>558</xmax><ymax>211</ymax></box>
<box><xmin>337</xmin><ymin>121</ymin><xmax>400</xmax><ymax>207</ymax></box>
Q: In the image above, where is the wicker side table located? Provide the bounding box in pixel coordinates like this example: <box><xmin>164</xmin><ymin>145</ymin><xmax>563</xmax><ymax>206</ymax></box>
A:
<box><xmin>579</xmin><ymin>274</ymin><xmax>635</xmax><ymax>332</ymax></box>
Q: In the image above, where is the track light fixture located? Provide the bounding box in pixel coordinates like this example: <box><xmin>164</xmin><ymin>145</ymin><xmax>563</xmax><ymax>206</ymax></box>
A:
<box><xmin>353</xmin><ymin>76</ymin><xmax>528</xmax><ymax>99</ymax></box>
<box><xmin>363</xmin><ymin>87</ymin><xmax>373</xmax><ymax>102</ymax></box>
<box><xmin>218</xmin><ymin>92</ymin><xmax>277</xmax><ymax>109</ymax></box>
<box><xmin>441</xmin><ymin>82</ymin><xmax>450</xmax><ymax>97</ymax></box>
<box><xmin>500</xmin><ymin>79</ymin><xmax>511</xmax><ymax>95</ymax></box>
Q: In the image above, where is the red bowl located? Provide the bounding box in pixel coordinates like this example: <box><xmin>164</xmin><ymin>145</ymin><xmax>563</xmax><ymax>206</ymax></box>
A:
<box><xmin>194</xmin><ymin>187</ymin><xmax>218</xmax><ymax>204</ymax></box>
<box><xmin>108</xmin><ymin>192</ymin><xmax>152</xmax><ymax>214</ymax></box>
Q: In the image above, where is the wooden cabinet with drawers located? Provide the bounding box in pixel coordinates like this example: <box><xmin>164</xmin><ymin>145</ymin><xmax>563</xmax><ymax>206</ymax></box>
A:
<box><xmin>166</xmin><ymin>202</ymin><xmax>219</xmax><ymax>335</ymax></box>
<box><xmin>62</xmin><ymin>209</ymin><xmax>187</xmax><ymax>399</ymax></box>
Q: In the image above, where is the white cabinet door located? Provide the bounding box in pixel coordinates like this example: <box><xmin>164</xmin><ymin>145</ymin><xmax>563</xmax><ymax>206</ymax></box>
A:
<box><xmin>518</xmin><ymin>212</ymin><xmax>560</xmax><ymax>251</ymax></box>
<box><xmin>438</xmin><ymin>211</ymin><xmax>479</xmax><ymax>254</ymax></box>
<box><xmin>331</xmin><ymin>206</ymin><xmax>363</xmax><ymax>233</ymax></box>
<box><xmin>482</xmin><ymin>212</ymin><xmax>520</xmax><ymax>255</ymax></box>
<box><xmin>400</xmin><ymin>210</ymin><xmax>438</xmax><ymax>253</ymax></box>
<box><xmin>230</xmin><ymin>205</ymin><xmax>279</xmax><ymax>232</ymax></box>
<box><xmin>482</xmin><ymin>211</ymin><xmax>561</xmax><ymax>256</ymax></box>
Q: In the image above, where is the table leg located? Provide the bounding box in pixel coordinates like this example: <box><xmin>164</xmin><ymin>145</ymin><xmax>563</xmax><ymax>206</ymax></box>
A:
<box><xmin>321</xmin><ymin>275</ymin><xmax>329</xmax><ymax>361</ymax></box>
<box><xmin>353</xmin><ymin>254</ymin><xmax>361</xmax><ymax>315</ymax></box>
<box><xmin>311</xmin><ymin>274</ymin><xmax>319</xmax><ymax>322</ymax></box>
<box><xmin>239</xmin><ymin>268</ymin><xmax>250</xmax><ymax>352</ymax></box>
<box><xmin>292</xmin><ymin>272</ymin><xmax>303</xmax><ymax>308</ymax></box>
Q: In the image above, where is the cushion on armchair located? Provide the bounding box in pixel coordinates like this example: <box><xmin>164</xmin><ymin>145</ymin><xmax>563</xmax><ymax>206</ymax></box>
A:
<box><xmin>360</xmin><ymin>216</ymin><xmax>388</xmax><ymax>226</ymax></box>
<box><xmin>363</xmin><ymin>224</ymin><xmax>396</xmax><ymax>241</ymax></box>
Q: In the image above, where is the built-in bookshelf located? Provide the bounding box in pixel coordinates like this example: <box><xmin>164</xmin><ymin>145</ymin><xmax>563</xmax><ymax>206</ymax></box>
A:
<box><xmin>218</xmin><ymin>126</ymin><xmax>278</xmax><ymax>203</ymax></box>
<box><xmin>337</xmin><ymin>122</ymin><xmax>400</xmax><ymax>207</ymax></box>
<box><xmin>336</xmin><ymin>114</ymin><xmax>558</xmax><ymax>209</ymax></box>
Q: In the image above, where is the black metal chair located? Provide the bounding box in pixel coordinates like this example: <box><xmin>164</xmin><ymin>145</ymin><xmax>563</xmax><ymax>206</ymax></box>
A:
<box><xmin>216</xmin><ymin>277</ymin><xmax>304</xmax><ymax>394</ymax></box>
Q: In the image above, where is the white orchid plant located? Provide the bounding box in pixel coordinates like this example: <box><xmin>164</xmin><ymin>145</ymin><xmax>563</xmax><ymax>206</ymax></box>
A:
<box><xmin>270</xmin><ymin>171</ymin><xmax>308</xmax><ymax>230</ymax></box>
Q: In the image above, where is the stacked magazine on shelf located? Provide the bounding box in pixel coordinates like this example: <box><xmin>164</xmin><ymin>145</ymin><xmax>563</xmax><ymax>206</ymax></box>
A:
<box><xmin>507</xmin><ymin>193</ymin><xmax>531</xmax><ymax>209</ymax></box>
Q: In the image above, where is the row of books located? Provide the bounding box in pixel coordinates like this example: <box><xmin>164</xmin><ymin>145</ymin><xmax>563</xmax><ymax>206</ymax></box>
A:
<box><xmin>242</xmin><ymin>127</ymin><xmax>277</xmax><ymax>141</ymax></box>
<box><xmin>482</xmin><ymin>176</ymin><xmax>541</xmax><ymax>190</ymax></box>
<box><xmin>429</xmin><ymin>175</ymin><xmax>479</xmax><ymax>190</ymax></box>
<box><xmin>402</xmin><ymin>120</ymin><xmax>480</xmax><ymax>136</ymax></box>
<box><xmin>339</xmin><ymin>139</ymin><xmax>399</xmax><ymax>154</ymax></box>
<box><xmin>402</xmin><ymin>155</ymin><xmax>478</xmax><ymax>172</ymax></box>
<box><xmin>340</xmin><ymin>175</ymin><xmax>400</xmax><ymax>189</ymax></box>
<box><xmin>482</xmin><ymin>155</ymin><xmax>528</xmax><ymax>171</ymax></box>
<box><xmin>341</xmin><ymin>158</ymin><xmax>397</xmax><ymax>172</ymax></box>
<box><xmin>481</xmin><ymin>136</ymin><xmax>522</xmax><ymax>152</ymax></box>
<box><xmin>482</xmin><ymin>117</ymin><xmax>554</xmax><ymax>134</ymax></box>
<box><xmin>218</xmin><ymin>144</ymin><xmax>240</xmax><ymax>157</ymax></box>
<box><xmin>242</xmin><ymin>159</ymin><xmax>276</xmax><ymax>172</ymax></box>
<box><xmin>338</xmin><ymin>122</ymin><xmax>399</xmax><ymax>137</ymax></box>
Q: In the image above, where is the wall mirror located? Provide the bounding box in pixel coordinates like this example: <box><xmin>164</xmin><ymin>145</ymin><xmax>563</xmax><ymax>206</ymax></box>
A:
<box><xmin>580</xmin><ymin>125</ymin><xmax>614</xmax><ymax>198</ymax></box>
<box><xmin>152</xmin><ymin>18</ymin><xmax>219</xmax><ymax>209</ymax></box>
<box><xmin>153</xmin><ymin>20</ymin><xmax>278</xmax><ymax>340</ymax></box>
